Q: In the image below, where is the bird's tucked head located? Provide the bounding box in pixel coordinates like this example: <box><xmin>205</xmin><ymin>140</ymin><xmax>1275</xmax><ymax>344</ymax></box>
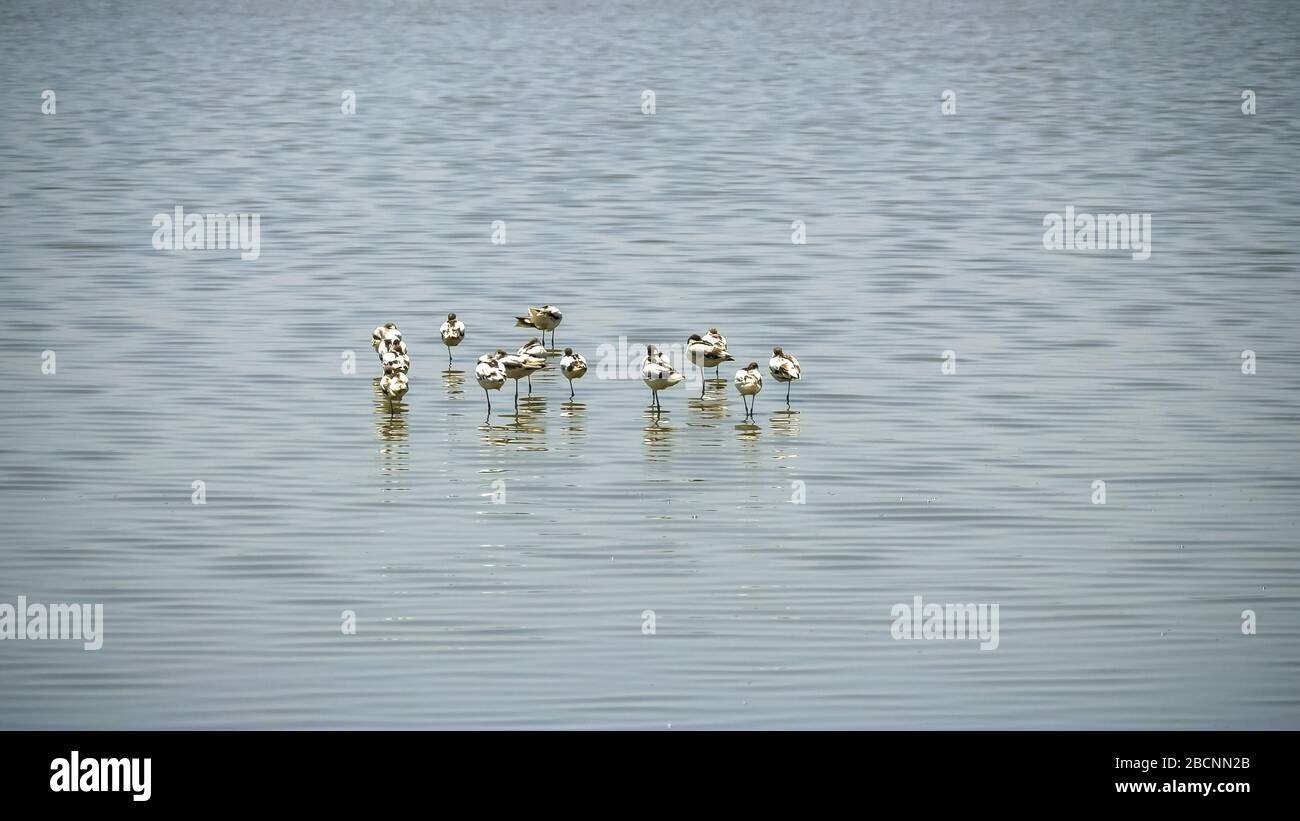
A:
<box><xmin>773</xmin><ymin>346</ymin><xmax>784</xmax><ymax>356</ymax></box>
<box><xmin>688</xmin><ymin>334</ymin><xmax>703</xmax><ymax>342</ymax></box>
<box><xmin>447</xmin><ymin>312</ymin><xmax>456</xmax><ymax>320</ymax></box>
<box><xmin>564</xmin><ymin>347</ymin><xmax>573</xmax><ymax>355</ymax></box>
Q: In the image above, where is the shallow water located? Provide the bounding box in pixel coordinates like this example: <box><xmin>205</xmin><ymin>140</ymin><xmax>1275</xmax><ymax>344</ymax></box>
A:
<box><xmin>1</xmin><ymin>0</ymin><xmax>1298</xmax><ymax>729</ymax></box>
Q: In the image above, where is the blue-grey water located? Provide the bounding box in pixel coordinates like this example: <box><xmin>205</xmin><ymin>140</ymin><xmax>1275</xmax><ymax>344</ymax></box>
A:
<box><xmin>1</xmin><ymin>0</ymin><xmax>1298</xmax><ymax>729</ymax></box>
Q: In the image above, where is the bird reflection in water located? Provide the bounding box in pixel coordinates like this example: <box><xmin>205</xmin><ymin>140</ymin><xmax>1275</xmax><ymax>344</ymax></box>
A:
<box><xmin>373</xmin><ymin>380</ymin><xmax>409</xmax><ymax>494</ymax></box>
<box><xmin>735</xmin><ymin>419</ymin><xmax>761</xmax><ymax>443</ymax></box>
<box><xmin>768</xmin><ymin>408</ymin><xmax>801</xmax><ymax>437</ymax></box>
<box><xmin>442</xmin><ymin>367</ymin><xmax>465</xmax><ymax>400</ymax></box>
<box><xmin>517</xmin><ymin>393</ymin><xmax>547</xmax><ymax>416</ymax></box>
<box><xmin>479</xmin><ymin>395</ymin><xmax>547</xmax><ymax>450</ymax></box>
<box><xmin>559</xmin><ymin>399</ymin><xmax>587</xmax><ymax>444</ymax></box>
<box><xmin>735</xmin><ymin>417</ymin><xmax>762</xmax><ymax>468</ymax></box>
<box><xmin>643</xmin><ymin>406</ymin><xmax>674</xmax><ymax>456</ymax></box>
<box><xmin>687</xmin><ymin>392</ymin><xmax>729</xmax><ymax>425</ymax></box>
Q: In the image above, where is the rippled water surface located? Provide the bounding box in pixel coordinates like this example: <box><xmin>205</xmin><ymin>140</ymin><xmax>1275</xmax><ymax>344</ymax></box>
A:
<box><xmin>2</xmin><ymin>0</ymin><xmax>1299</xmax><ymax>729</ymax></box>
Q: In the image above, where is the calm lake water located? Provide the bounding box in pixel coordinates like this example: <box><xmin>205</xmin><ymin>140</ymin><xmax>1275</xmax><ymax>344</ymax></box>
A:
<box><xmin>1</xmin><ymin>0</ymin><xmax>1298</xmax><ymax>729</ymax></box>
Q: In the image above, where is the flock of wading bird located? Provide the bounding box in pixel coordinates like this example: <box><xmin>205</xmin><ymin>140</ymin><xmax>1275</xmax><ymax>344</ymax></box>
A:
<box><xmin>371</xmin><ymin>305</ymin><xmax>802</xmax><ymax>420</ymax></box>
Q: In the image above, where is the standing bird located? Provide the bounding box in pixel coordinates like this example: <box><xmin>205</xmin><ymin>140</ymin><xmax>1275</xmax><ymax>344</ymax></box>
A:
<box><xmin>768</xmin><ymin>347</ymin><xmax>801</xmax><ymax>404</ymax></box>
<box><xmin>372</xmin><ymin>323</ymin><xmax>402</xmax><ymax>352</ymax></box>
<box><xmin>734</xmin><ymin>362</ymin><xmax>763</xmax><ymax>418</ymax></box>
<box><xmin>379</xmin><ymin>371</ymin><xmax>409</xmax><ymax>416</ymax></box>
<box><xmin>497</xmin><ymin>349</ymin><xmax>546</xmax><ymax>406</ymax></box>
<box><xmin>516</xmin><ymin>338</ymin><xmax>547</xmax><ymax>358</ymax></box>
<box><xmin>515</xmin><ymin>305</ymin><xmax>563</xmax><ymax>350</ymax></box>
<box><xmin>474</xmin><ymin>353</ymin><xmax>506</xmax><ymax>415</ymax></box>
<box><xmin>559</xmin><ymin>348</ymin><xmax>588</xmax><ymax>398</ymax></box>
<box><xmin>375</xmin><ymin>329</ymin><xmax>407</xmax><ymax>360</ymax></box>
<box><xmin>641</xmin><ymin>345</ymin><xmax>685</xmax><ymax>410</ymax></box>
<box><xmin>687</xmin><ymin>334</ymin><xmax>734</xmax><ymax>396</ymax></box>
<box><xmin>439</xmin><ymin>313</ymin><xmax>465</xmax><ymax>365</ymax></box>
<box><xmin>381</xmin><ymin>349</ymin><xmax>410</xmax><ymax>374</ymax></box>
<box><xmin>514</xmin><ymin>339</ymin><xmax>548</xmax><ymax>393</ymax></box>
<box><xmin>373</xmin><ymin>323</ymin><xmax>409</xmax><ymax>415</ymax></box>
<box><xmin>701</xmin><ymin>328</ymin><xmax>728</xmax><ymax>377</ymax></box>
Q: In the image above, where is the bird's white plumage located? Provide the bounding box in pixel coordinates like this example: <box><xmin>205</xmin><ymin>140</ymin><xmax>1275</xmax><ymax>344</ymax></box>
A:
<box><xmin>381</xmin><ymin>350</ymin><xmax>410</xmax><ymax>374</ymax></box>
<box><xmin>560</xmin><ymin>352</ymin><xmax>588</xmax><ymax>381</ymax></box>
<box><xmin>440</xmin><ymin>319</ymin><xmax>465</xmax><ymax>347</ymax></box>
<box><xmin>642</xmin><ymin>355</ymin><xmax>685</xmax><ymax>391</ymax></box>
<box><xmin>688</xmin><ymin>337</ymin><xmax>734</xmax><ymax>369</ymax></box>
<box><xmin>515</xmin><ymin>305</ymin><xmax>563</xmax><ymax>331</ymax></box>
<box><xmin>379</xmin><ymin>371</ymin><xmax>409</xmax><ymax>400</ymax></box>
<box><xmin>372</xmin><ymin>323</ymin><xmax>402</xmax><ymax>351</ymax></box>
<box><xmin>516</xmin><ymin>339</ymin><xmax>547</xmax><ymax>358</ymax></box>
<box><xmin>644</xmin><ymin>345</ymin><xmax>670</xmax><ymax>366</ymax></box>
<box><xmin>499</xmin><ymin>351</ymin><xmax>546</xmax><ymax>380</ymax></box>
<box><xmin>769</xmin><ymin>351</ymin><xmax>801</xmax><ymax>382</ymax></box>
<box><xmin>734</xmin><ymin>364</ymin><xmax>763</xmax><ymax>396</ymax></box>
<box><xmin>475</xmin><ymin>355</ymin><xmax>506</xmax><ymax>391</ymax></box>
